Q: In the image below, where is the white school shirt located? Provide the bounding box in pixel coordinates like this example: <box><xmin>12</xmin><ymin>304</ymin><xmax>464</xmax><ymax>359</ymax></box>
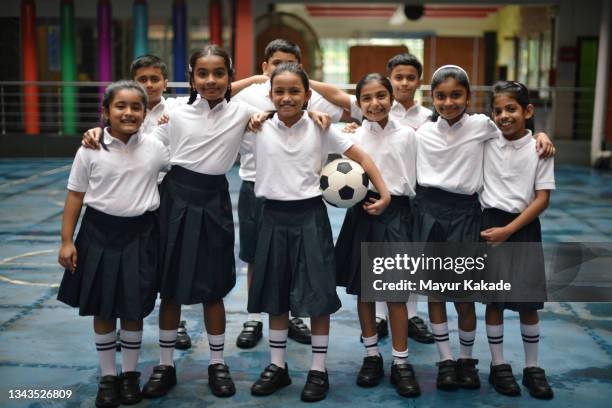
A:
<box><xmin>351</xmin><ymin>119</ymin><xmax>417</xmax><ymax>197</ymax></box>
<box><xmin>254</xmin><ymin>112</ymin><xmax>354</xmax><ymax>201</ymax></box>
<box><xmin>68</xmin><ymin>128</ymin><xmax>170</xmax><ymax>217</ymax></box>
<box><xmin>150</xmin><ymin>98</ymin><xmax>258</xmax><ymax>175</ymax></box>
<box><xmin>350</xmin><ymin>96</ymin><xmax>432</xmax><ymax>130</ymax></box>
<box><xmin>416</xmin><ymin>113</ymin><xmax>499</xmax><ymax>195</ymax></box>
<box><xmin>141</xmin><ymin>96</ymin><xmax>188</xmax><ymax>136</ymax></box>
<box><xmin>480</xmin><ymin>130</ymin><xmax>555</xmax><ymax>213</ymax></box>
<box><xmin>233</xmin><ymin>80</ymin><xmax>345</xmax><ymax>182</ymax></box>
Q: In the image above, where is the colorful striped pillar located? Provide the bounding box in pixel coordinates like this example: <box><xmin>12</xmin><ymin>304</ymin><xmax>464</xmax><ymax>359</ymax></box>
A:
<box><xmin>173</xmin><ymin>0</ymin><xmax>187</xmax><ymax>87</ymax></box>
<box><xmin>133</xmin><ymin>0</ymin><xmax>148</xmax><ymax>58</ymax></box>
<box><xmin>21</xmin><ymin>0</ymin><xmax>40</xmax><ymax>134</ymax></box>
<box><xmin>98</xmin><ymin>0</ymin><xmax>112</xmax><ymax>90</ymax></box>
<box><xmin>60</xmin><ymin>0</ymin><xmax>77</xmax><ymax>135</ymax></box>
<box><xmin>209</xmin><ymin>0</ymin><xmax>222</xmax><ymax>46</ymax></box>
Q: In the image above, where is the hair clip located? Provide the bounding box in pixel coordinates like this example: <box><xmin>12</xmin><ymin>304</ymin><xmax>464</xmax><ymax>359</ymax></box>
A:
<box><xmin>432</xmin><ymin>64</ymin><xmax>469</xmax><ymax>81</ymax></box>
<box><xmin>188</xmin><ymin>64</ymin><xmax>193</xmax><ymax>73</ymax></box>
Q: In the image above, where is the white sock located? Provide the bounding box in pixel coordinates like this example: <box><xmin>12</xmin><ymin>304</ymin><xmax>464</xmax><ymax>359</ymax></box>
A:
<box><xmin>362</xmin><ymin>334</ymin><xmax>379</xmax><ymax>357</ymax></box>
<box><xmin>486</xmin><ymin>324</ymin><xmax>505</xmax><ymax>366</ymax></box>
<box><xmin>247</xmin><ymin>313</ymin><xmax>262</xmax><ymax>322</ymax></box>
<box><xmin>392</xmin><ymin>347</ymin><xmax>409</xmax><ymax>365</ymax></box>
<box><xmin>431</xmin><ymin>322</ymin><xmax>453</xmax><ymax>361</ymax></box>
<box><xmin>95</xmin><ymin>331</ymin><xmax>117</xmax><ymax>376</ymax></box>
<box><xmin>208</xmin><ymin>333</ymin><xmax>225</xmax><ymax>366</ymax></box>
<box><xmin>521</xmin><ymin>323</ymin><xmax>540</xmax><ymax>367</ymax></box>
<box><xmin>406</xmin><ymin>294</ymin><xmax>418</xmax><ymax>319</ymax></box>
<box><xmin>375</xmin><ymin>302</ymin><xmax>387</xmax><ymax>321</ymax></box>
<box><xmin>120</xmin><ymin>329</ymin><xmax>142</xmax><ymax>373</ymax></box>
<box><xmin>159</xmin><ymin>329</ymin><xmax>177</xmax><ymax>366</ymax></box>
<box><xmin>311</xmin><ymin>335</ymin><xmax>329</xmax><ymax>372</ymax></box>
<box><xmin>459</xmin><ymin>329</ymin><xmax>476</xmax><ymax>359</ymax></box>
<box><xmin>269</xmin><ymin>329</ymin><xmax>288</xmax><ymax>368</ymax></box>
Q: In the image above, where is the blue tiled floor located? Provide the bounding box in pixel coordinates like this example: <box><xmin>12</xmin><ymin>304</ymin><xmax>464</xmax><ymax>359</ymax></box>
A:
<box><xmin>0</xmin><ymin>159</ymin><xmax>610</xmax><ymax>407</ymax></box>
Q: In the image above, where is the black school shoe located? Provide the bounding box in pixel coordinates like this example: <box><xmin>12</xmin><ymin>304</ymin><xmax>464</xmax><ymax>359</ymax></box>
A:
<box><xmin>390</xmin><ymin>363</ymin><xmax>421</xmax><ymax>397</ymax></box>
<box><xmin>301</xmin><ymin>370</ymin><xmax>329</xmax><ymax>402</ymax></box>
<box><xmin>175</xmin><ymin>320</ymin><xmax>192</xmax><ymax>350</ymax></box>
<box><xmin>95</xmin><ymin>375</ymin><xmax>120</xmax><ymax>408</ymax></box>
<box><xmin>356</xmin><ymin>355</ymin><xmax>384</xmax><ymax>387</ymax></box>
<box><xmin>251</xmin><ymin>363</ymin><xmax>292</xmax><ymax>396</ymax></box>
<box><xmin>436</xmin><ymin>360</ymin><xmax>459</xmax><ymax>390</ymax></box>
<box><xmin>208</xmin><ymin>363</ymin><xmax>236</xmax><ymax>397</ymax></box>
<box><xmin>236</xmin><ymin>321</ymin><xmax>263</xmax><ymax>349</ymax></box>
<box><xmin>141</xmin><ymin>364</ymin><xmax>177</xmax><ymax>398</ymax></box>
<box><xmin>119</xmin><ymin>371</ymin><xmax>142</xmax><ymax>405</ymax></box>
<box><xmin>522</xmin><ymin>367</ymin><xmax>554</xmax><ymax>399</ymax></box>
<box><xmin>456</xmin><ymin>358</ymin><xmax>480</xmax><ymax>389</ymax></box>
<box><xmin>489</xmin><ymin>364</ymin><xmax>520</xmax><ymax>396</ymax></box>
<box><xmin>408</xmin><ymin>317</ymin><xmax>434</xmax><ymax>344</ymax></box>
<box><xmin>288</xmin><ymin>317</ymin><xmax>311</xmax><ymax>344</ymax></box>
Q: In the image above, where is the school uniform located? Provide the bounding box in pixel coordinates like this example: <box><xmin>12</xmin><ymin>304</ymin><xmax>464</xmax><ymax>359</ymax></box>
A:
<box><xmin>233</xmin><ymin>81</ymin><xmax>345</xmax><ymax>263</ymax></box>
<box><xmin>151</xmin><ymin>98</ymin><xmax>258</xmax><ymax>305</ymax></box>
<box><xmin>335</xmin><ymin>119</ymin><xmax>417</xmax><ymax>294</ymax></box>
<box><xmin>247</xmin><ymin>112</ymin><xmax>352</xmax><ymax>317</ymax></box>
<box><xmin>350</xmin><ymin>96</ymin><xmax>432</xmax><ymax>130</ymax></box>
<box><xmin>57</xmin><ymin>129</ymin><xmax>169</xmax><ymax>320</ymax></box>
<box><xmin>480</xmin><ymin>130</ymin><xmax>555</xmax><ymax>311</ymax></box>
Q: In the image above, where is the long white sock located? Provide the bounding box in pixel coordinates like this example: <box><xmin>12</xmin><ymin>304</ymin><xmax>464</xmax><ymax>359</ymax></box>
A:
<box><xmin>486</xmin><ymin>324</ymin><xmax>505</xmax><ymax>366</ymax></box>
<box><xmin>120</xmin><ymin>329</ymin><xmax>142</xmax><ymax>373</ymax></box>
<box><xmin>459</xmin><ymin>329</ymin><xmax>476</xmax><ymax>359</ymax></box>
<box><xmin>95</xmin><ymin>331</ymin><xmax>117</xmax><ymax>376</ymax></box>
<box><xmin>375</xmin><ymin>302</ymin><xmax>387</xmax><ymax>320</ymax></box>
<box><xmin>247</xmin><ymin>313</ymin><xmax>262</xmax><ymax>322</ymax></box>
<box><xmin>392</xmin><ymin>347</ymin><xmax>409</xmax><ymax>365</ymax></box>
<box><xmin>521</xmin><ymin>323</ymin><xmax>540</xmax><ymax>367</ymax></box>
<box><xmin>362</xmin><ymin>334</ymin><xmax>379</xmax><ymax>357</ymax></box>
<box><xmin>159</xmin><ymin>329</ymin><xmax>177</xmax><ymax>366</ymax></box>
<box><xmin>208</xmin><ymin>333</ymin><xmax>225</xmax><ymax>366</ymax></box>
<box><xmin>311</xmin><ymin>335</ymin><xmax>329</xmax><ymax>372</ymax></box>
<box><xmin>431</xmin><ymin>322</ymin><xmax>453</xmax><ymax>361</ymax></box>
<box><xmin>406</xmin><ymin>294</ymin><xmax>418</xmax><ymax>319</ymax></box>
<box><xmin>269</xmin><ymin>329</ymin><xmax>288</xmax><ymax>368</ymax></box>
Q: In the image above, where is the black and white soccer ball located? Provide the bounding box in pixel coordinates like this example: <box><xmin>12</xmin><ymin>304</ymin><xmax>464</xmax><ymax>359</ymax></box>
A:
<box><xmin>320</xmin><ymin>158</ymin><xmax>369</xmax><ymax>208</ymax></box>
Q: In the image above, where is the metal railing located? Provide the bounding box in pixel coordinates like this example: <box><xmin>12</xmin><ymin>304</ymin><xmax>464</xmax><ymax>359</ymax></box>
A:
<box><xmin>0</xmin><ymin>81</ymin><xmax>596</xmax><ymax>139</ymax></box>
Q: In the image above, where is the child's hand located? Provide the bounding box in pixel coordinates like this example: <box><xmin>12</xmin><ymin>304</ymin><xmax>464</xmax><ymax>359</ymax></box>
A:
<box><xmin>58</xmin><ymin>242</ymin><xmax>77</xmax><ymax>273</ymax></box>
<box><xmin>534</xmin><ymin>132</ymin><xmax>555</xmax><ymax>158</ymax></box>
<box><xmin>253</xmin><ymin>74</ymin><xmax>269</xmax><ymax>84</ymax></box>
<box><xmin>158</xmin><ymin>114</ymin><xmax>170</xmax><ymax>125</ymax></box>
<box><xmin>307</xmin><ymin>111</ymin><xmax>331</xmax><ymax>130</ymax></box>
<box><xmin>480</xmin><ymin>227</ymin><xmax>511</xmax><ymax>246</ymax></box>
<box><xmin>342</xmin><ymin>122</ymin><xmax>359</xmax><ymax>133</ymax></box>
<box><xmin>247</xmin><ymin>112</ymin><xmax>270</xmax><ymax>132</ymax></box>
<box><xmin>362</xmin><ymin>194</ymin><xmax>391</xmax><ymax>216</ymax></box>
<box><xmin>82</xmin><ymin>127</ymin><xmax>102</xmax><ymax>149</ymax></box>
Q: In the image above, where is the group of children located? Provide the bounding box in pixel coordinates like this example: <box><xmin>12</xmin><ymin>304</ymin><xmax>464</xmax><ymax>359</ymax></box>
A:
<box><xmin>57</xmin><ymin>38</ymin><xmax>556</xmax><ymax>406</ymax></box>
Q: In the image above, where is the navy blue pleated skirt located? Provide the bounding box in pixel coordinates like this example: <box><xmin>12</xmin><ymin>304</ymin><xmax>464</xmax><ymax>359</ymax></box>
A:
<box><xmin>57</xmin><ymin>207</ymin><xmax>159</xmax><ymax>320</ymax></box>
<box><xmin>158</xmin><ymin>166</ymin><xmax>236</xmax><ymax>305</ymax></box>
<box><xmin>248</xmin><ymin>197</ymin><xmax>342</xmax><ymax>317</ymax></box>
<box><xmin>238</xmin><ymin>181</ymin><xmax>265</xmax><ymax>263</ymax></box>
<box><xmin>335</xmin><ymin>193</ymin><xmax>413</xmax><ymax>295</ymax></box>
<box><xmin>481</xmin><ymin>208</ymin><xmax>546</xmax><ymax>311</ymax></box>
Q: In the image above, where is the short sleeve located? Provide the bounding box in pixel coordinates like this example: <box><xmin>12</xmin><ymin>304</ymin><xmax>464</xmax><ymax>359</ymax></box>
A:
<box><xmin>349</xmin><ymin>95</ymin><xmax>364</xmax><ymax>121</ymax></box>
<box><xmin>326</xmin><ymin>126</ymin><xmax>354</xmax><ymax>155</ymax></box>
<box><xmin>67</xmin><ymin>148</ymin><xmax>90</xmax><ymax>192</ymax></box>
<box><xmin>308</xmin><ymin>90</ymin><xmax>344</xmax><ymax>123</ymax></box>
<box><xmin>150</xmin><ymin>123</ymin><xmax>170</xmax><ymax>146</ymax></box>
<box><xmin>535</xmin><ymin>157</ymin><xmax>555</xmax><ymax>190</ymax></box>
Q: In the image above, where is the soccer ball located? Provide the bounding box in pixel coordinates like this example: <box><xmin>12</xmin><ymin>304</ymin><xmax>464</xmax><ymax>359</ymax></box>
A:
<box><xmin>320</xmin><ymin>158</ymin><xmax>369</xmax><ymax>208</ymax></box>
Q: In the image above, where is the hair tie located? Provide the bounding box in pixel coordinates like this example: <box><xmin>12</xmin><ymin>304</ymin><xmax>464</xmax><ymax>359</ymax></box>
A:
<box><xmin>432</xmin><ymin>64</ymin><xmax>469</xmax><ymax>81</ymax></box>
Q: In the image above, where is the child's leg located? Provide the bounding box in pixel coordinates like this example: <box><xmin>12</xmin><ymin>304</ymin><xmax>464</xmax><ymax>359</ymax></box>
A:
<box><xmin>428</xmin><ymin>301</ymin><xmax>453</xmax><ymax>361</ymax></box>
<box><xmin>519</xmin><ymin>310</ymin><xmax>539</xmax><ymax>367</ymax></box>
<box><xmin>94</xmin><ymin>317</ymin><xmax>118</xmax><ymax>376</ymax></box>
<box><xmin>204</xmin><ymin>299</ymin><xmax>226</xmax><ymax>365</ymax></box>
<box><xmin>119</xmin><ymin>319</ymin><xmax>143</xmax><ymax>373</ymax></box>
<box><xmin>387</xmin><ymin>302</ymin><xmax>409</xmax><ymax>365</ymax></box>
<box><xmin>485</xmin><ymin>305</ymin><xmax>505</xmax><ymax>366</ymax></box>
<box><xmin>310</xmin><ymin>314</ymin><xmax>330</xmax><ymax>372</ymax></box>
<box><xmin>455</xmin><ymin>302</ymin><xmax>476</xmax><ymax>358</ymax></box>
<box><xmin>158</xmin><ymin>300</ymin><xmax>181</xmax><ymax>366</ymax></box>
<box><xmin>269</xmin><ymin>313</ymin><xmax>289</xmax><ymax>367</ymax></box>
<box><xmin>358</xmin><ymin>299</ymin><xmax>380</xmax><ymax>356</ymax></box>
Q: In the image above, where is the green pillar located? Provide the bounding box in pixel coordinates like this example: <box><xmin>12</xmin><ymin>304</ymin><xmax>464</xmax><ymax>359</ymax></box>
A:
<box><xmin>60</xmin><ymin>0</ymin><xmax>77</xmax><ymax>135</ymax></box>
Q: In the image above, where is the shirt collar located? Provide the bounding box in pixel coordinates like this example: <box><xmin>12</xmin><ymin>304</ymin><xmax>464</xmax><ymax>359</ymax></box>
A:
<box><xmin>270</xmin><ymin>111</ymin><xmax>309</xmax><ymax>130</ymax></box>
<box><xmin>103</xmin><ymin>127</ymin><xmax>141</xmax><ymax>147</ymax></box>
<box><xmin>391</xmin><ymin>100</ymin><xmax>421</xmax><ymax>116</ymax></box>
<box><xmin>148</xmin><ymin>96</ymin><xmax>166</xmax><ymax>114</ymax></box>
<box><xmin>497</xmin><ymin>129</ymin><xmax>533</xmax><ymax>149</ymax></box>
<box><xmin>193</xmin><ymin>97</ymin><xmax>227</xmax><ymax>113</ymax></box>
<box><xmin>362</xmin><ymin>118</ymin><xmax>398</xmax><ymax>133</ymax></box>
<box><xmin>436</xmin><ymin>112</ymin><xmax>469</xmax><ymax>131</ymax></box>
